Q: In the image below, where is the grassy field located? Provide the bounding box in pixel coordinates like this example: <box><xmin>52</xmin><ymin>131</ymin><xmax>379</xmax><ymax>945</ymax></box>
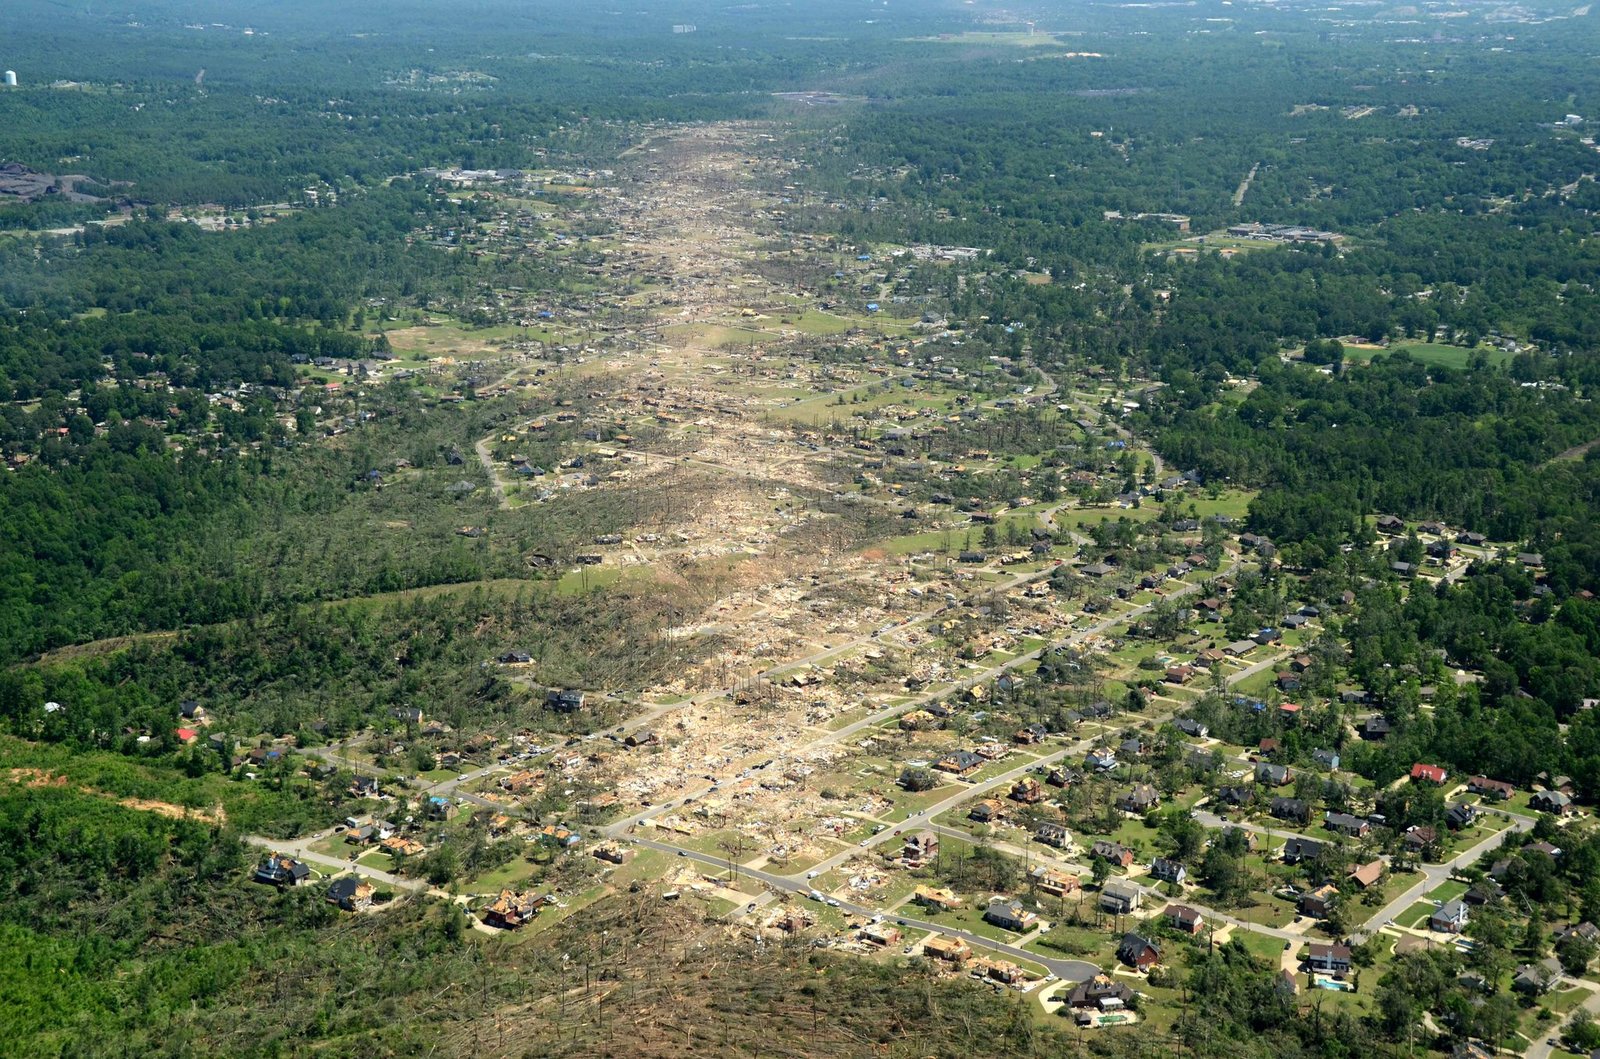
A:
<box><xmin>1342</xmin><ymin>341</ymin><xmax>1513</xmax><ymax>370</ymax></box>
<box><xmin>770</xmin><ymin>384</ymin><xmax>955</xmax><ymax>426</ymax></box>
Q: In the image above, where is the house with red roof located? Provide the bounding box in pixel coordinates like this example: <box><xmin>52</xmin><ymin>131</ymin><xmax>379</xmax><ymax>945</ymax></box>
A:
<box><xmin>1411</xmin><ymin>763</ymin><xmax>1448</xmax><ymax>784</ymax></box>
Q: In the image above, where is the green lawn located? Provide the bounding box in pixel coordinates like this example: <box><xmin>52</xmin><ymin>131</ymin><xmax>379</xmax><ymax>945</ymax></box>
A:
<box><xmin>1396</xmin><ymin>901</ymin><xmax>1437</xmax><ymax>929</ymax></box>
<box><xmin>922</xmin><ymin>903</ymin><xmax>1033</xmax><ymax>944</ymax></box>
<box><xmin>466</xmin><ymin>856</ymin><xmax>541</xmax><ymax>893</ymax></box>
<box><xmin>1345</xmin><ymin>341</ymin><xmax>1513</xmax><ymax>370</ymax></box>
<box><xmin>1233</xmin><ymin>927</ymin><xmax>1289</xmax><ymax>965</ymax></box>
<box><xmin>1425</xmin><ymin>879</ymin><xmax>1469</xmax><ymax>903</ymax></box>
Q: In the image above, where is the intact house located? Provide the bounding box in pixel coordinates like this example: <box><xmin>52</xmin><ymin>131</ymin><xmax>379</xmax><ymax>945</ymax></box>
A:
<box><xmin>1324</xmin><ymin>811</ymin><xmax>1370</xmax><ymax>838</ymax></box>
<box><xmin>1270</xmin><ymin>797</ymin><xmax>1310</xmax><ymax>825</ymax></box>
<box><xmin>1512</xmin><ymin>959</ymin><xmax>1563</xmax><ymax>996</ymax></box>
<box><xmin>1175</xmin><ymin>718</ymin><xmax>1210</xmax><ymax>739</ymax></box>
<box><xmin>1117</xmin><ymin>932</ymin><xmax>1161</xmax><ymax>970</ymax></box>
<box><xmin>1166</xmin><ymin>904</ymin><xmax>1205</xmax><ymax>934</ymax></box>
<box><xmin>1361</xmin><ymin>716</ymin><xmax>1393</xmax><ymax>741</ymax></box>
<box><xmin>1312</xmin><ymin>749</ymin><xmax>1341</xmax><ymax>771</ymax></box>
<box><xmin>1348</xmin><ymin>860</ymin><xmax>1384</xmax><ymax>890</ymax></box>
<box><xmin>1035</xmin><ymin>821</ymin><xmax>1072</xmax><ymax>849</ymax></box>
<box><xmin>1446</xmin><ymin>803</ymin><xmax>1480</xmax><ymax>831</ymax></box>
<box><xmin>1431</xmin><ymin>899</ymin><xmax>1470</xmax><ymax>934</ymax></box>
<box><xmin>546</xmin><ymin>689</ymin><xmax>585</xmax><ymax>713</ymax></box>
<box><xmin>1530</xmin><ymin>790</ymin><xmax>1574</xmax><ymax>815</ymax></box>
<box><xmin>1283</xmin><ymin>836</ymin><xmax>1324</xmax><ymax>865</ymax></box>
<box><xmin>1218</xmin><ymin>785</ymin><xmax>1254</xmax><ymax>809</ymax></box>
<box><xmin>1468</xmin><ymin>776</ymin><xmax>1516</xmax><ymax>801</ymax></box>
<box><xmin>1099</xmin><ymin>878</ymin><xmax>1142</xmax><ymax>914</ymax></box>
<box><xmin>1257</xmin><ymin>763</ymin><xmax>1292</xmax><ymax>787</ymax></box>
<box><xmin>1410</xmin><ymin>763</ymin><xmax>1448</xmax><ymax>785</ymax></box>
<box><xmin>1085</xmin><ymin>748</ymin><xmax>1118</xmax><ymax>772</ymax></box>
<box><xmin>1150</xmin><ymin>857</ymin><xmax>1187</xmax><ymax>885</ymax></box>
<box><xmin>1117</xmin><ymin>784</ymin><xmax>1161</xmax><ymax>814</ymax></box>
<box><xmin>1403</xmin><ymin>825</ymin><xmax>1439</xmax><ymax>856</ymax></box>
<box><xmin>1307</xmin><ymin>943</ymin><xmax>1352</xmax><ymax>975</ymax></box>
<box><xmin>984</xmin><ymin>896</ymin><xmax>1040</xmax><ymax>933</ymax></box>
<box><xmin>1091</xmin><ymin>840</ymin><xmax>1135</xmax><ymax>868</ymax></box>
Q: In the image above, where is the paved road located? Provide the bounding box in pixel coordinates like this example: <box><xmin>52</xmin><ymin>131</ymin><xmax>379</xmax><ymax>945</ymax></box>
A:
<box><xmin>243</xmin><ymin>833</ymin><xmax>429</xmax><ymax>893</ymax></box>
<box><xmin>627</xmin><ymin>835</ymin><xmax>1099</xmax><ymax>982</ymax></box>
<box><xmin>1527</xmin><ymin>981</ymin><xmax>1600</xmax><ymax>1059</ymax></box>
<box><xmin>1353</xmin><ymin>809</ymin><xmax>1536</xmax><ymax>941</ymax></box>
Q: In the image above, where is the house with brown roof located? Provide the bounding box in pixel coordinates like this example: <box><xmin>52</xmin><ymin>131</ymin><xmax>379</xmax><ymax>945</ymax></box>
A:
<box><xmin>1166</xmin><ymin>904</ymin><xmax>1205</xmax><ymax>934</ymax></box>
<box><xmin>1307</xmin><ymin>943</ymin><xmax>1352</xmax><ymax>974</ymax></box>
<box><xmin>1403</xmin><ymin>825</ymin><xmax>1438</xmax><ymax>855</ymax></box>
<box><xmin>1468</xmin><ymin>776</ymin><xmax>1515</xmax><ymax>801</ymax></box>
<box><xmin>1117</xmin><ymin>784</ymin><xmax>1161</xmax><ymax>814</ymax></box>
<box><xmin>1348</xmin><ymin>860</ymin><xmax>1384</xmax><ymax>889</ymax></box>
<box><xmin>1091</xmin><ymin>840</ymin><xmax>1135</xmax><ymax>867</ymax></box>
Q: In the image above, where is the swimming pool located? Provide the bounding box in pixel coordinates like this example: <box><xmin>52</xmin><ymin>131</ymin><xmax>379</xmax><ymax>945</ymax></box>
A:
<box><xmin>1313</xmin><ymin>975</ymin><xmax>1351</xmax><ymax>991</ymax></box>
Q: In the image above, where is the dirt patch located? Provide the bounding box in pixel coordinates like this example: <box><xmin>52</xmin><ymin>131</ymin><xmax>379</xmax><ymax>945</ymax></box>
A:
<box><xmin>2</xmin><ymin>768</ymin><xmax>226</xmax><ymax>825</ymax></box>
<box><xmin>118</xmin><ymin>796</ymin><xmax>226</xmax><ymax>826</ymax></box>
<box><xmin>6</xmin><ymin>767</ymin><xmax>67</xmax><ymax>787</ymax></box>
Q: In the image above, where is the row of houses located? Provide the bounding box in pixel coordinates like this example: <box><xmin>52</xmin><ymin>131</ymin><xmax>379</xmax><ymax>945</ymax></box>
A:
<box><xmin>253</xmin><ymin>855</ymin><xmax>377</xmax><ymax>911</ymax></box>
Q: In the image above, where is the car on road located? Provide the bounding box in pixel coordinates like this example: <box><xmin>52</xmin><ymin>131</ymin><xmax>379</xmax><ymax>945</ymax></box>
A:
<box><xmin>825</xmin><ymin>898</ymin><xmax>841</xmax><ymax>907</ymax></box>
<box><xmin>858</xmin><ymin>839</ymin><xmax>870</xmax><ymax>847</ymax></box>
<box><xmin>677</xmin><ymin>851</ymin><xmax>686</xmax><ymax>857</ymax></box>
<box><xmin>806</xmin><ymin>870</ymin><xmax>820</xmax><ymax>879</ymax></box>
